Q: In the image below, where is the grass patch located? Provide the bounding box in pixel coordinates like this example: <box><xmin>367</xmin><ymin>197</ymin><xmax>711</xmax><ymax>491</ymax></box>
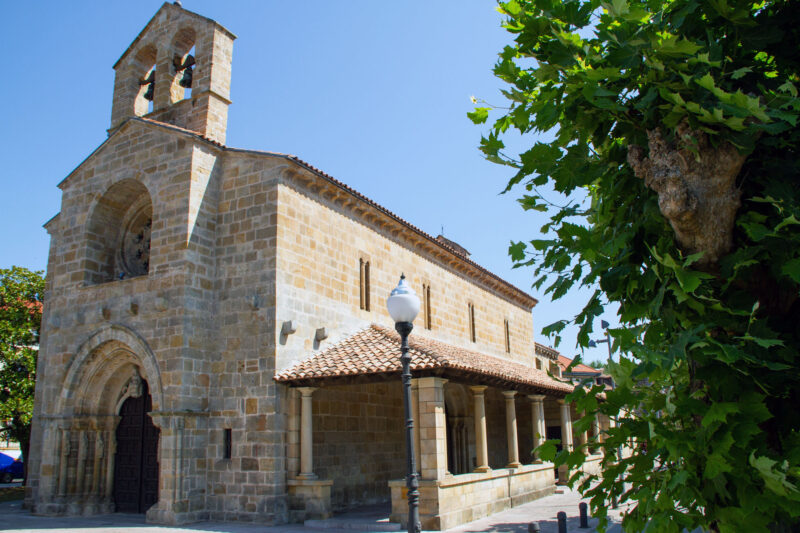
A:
<box><xmin>0</xmin><ymin>486</ymin><xmax>24</xmax><ymax>502</ymax></box>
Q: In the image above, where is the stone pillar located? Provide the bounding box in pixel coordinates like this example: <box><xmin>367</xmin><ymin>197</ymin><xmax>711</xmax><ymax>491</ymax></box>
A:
<box><xmin>297</xmin><ymin>387</ymin><xmax>317</xmax><ymax>480</ymax></box>
<box><xmin>417</xmin><ymin>377</ymin><xmax>448</xmax><ymax>480</ymax></box>
<box><xmin>592</xmin><ymin>414</ymin><xmax>602</xmax><ymax>453</ymax></box>
<box><xmin>146</xmin><ymin>412</ymin><xmax>187</xmax><ymax>525</ymax></box>
<box><xmin>579</xmin><ymin>411</ymin><xmax>590</xmax><ymax>455</ymax></box>
<box><xmin>91</xmin><ymin>430</ymin><xmax>103</xmax><ymax>495</ymax></box>
<box><xmin>502</xmin><ymin>391</ymin><xmax>521</xmax><ymax>468</ymax></box>
<box><xmin>58</xmin><ymin>428</ymin><xmax>70</xmax><ymax>496</ymax></box>
<box><xmin>558</xmin><ymin>399</ymin><xmax>574</xmax><ymax>451</ymax></box>
<box><xmin>470</xmin><ymin>385</ymin><xmax>490</xmax><ymax>473</ymax></box>
<box><xmin>104</xmin><ymin>427</ymin><xmax>117</xmax><ymax>506</ymax></box>
<box><xmin>411</xmin><ymin>379</ymin><xmax>421</xmax><ymax>474</ymax></box>
<box><xmin>528</xmin><ymin>394</ymin><xmax>546</xmax><ymax>463</ymax></box>
<box><xmin>558</xmin><ymin>399</ymin><xmax>574</xmax><ymax>484</ymax></box>
<box><xmin>76</xmin><ymin>431</ymin><xmax>88</xmax><ymax>495</ymax></box>
<box><xmin>287</xmin><ymin>389</ymin><xmax>300</xmax><ymax>477</ymax></box>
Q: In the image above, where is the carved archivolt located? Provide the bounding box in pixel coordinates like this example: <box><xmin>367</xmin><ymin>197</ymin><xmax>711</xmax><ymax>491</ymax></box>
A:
<box><xmin>58</xmin><ymin>324</ymin><xmax>163</xmax><ymax>416</ymax></box>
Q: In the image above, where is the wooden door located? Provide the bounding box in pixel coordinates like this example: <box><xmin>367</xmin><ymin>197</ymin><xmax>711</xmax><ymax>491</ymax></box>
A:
<box><xmin>113</xmin><ymin>381</ymin><xmax>160</xmax><ymax>513</ymax></box>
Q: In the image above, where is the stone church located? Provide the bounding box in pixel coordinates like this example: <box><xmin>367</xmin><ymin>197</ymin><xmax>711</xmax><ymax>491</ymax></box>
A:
<box><xmin>27</xmin><ymin>3</ymin><xmax>604</xmax><ymax>529</ymax></box>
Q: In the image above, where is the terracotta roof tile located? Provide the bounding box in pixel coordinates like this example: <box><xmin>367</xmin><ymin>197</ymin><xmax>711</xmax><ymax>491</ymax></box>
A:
<box><xmin>558</xmin><ymin>355</ymin><xmax>601</xmax><ymax>374</ymax></box>
<box><xmin>275</xmin><ymin>324</ymin><xmax>574</xmax><ymax>395</ymax></box>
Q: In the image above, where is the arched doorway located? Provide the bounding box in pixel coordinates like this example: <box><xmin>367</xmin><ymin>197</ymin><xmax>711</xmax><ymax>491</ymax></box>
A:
<box><xmin>113</xmin><ymin>378</ymin><xmax>160</xmax><ymax>513</ymax></box>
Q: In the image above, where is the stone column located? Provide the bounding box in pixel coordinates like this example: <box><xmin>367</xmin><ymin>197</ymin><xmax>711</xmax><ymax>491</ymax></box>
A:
<box><xmin>502</xmin><ymin>391</ymin><xmax>521</xmax><ymax>468</ymax></box>
<box><xmin>91</xmin><ymin>429</ymin><xmax>103</xmax><ymax>496</ymax></box>
<box><xmin>557</xmin><ymin>399</ymin><xmax>574</xmax><ymax>484</ymax></box>
<box><xmin>558</xmin><ymin>399</ymin><xmax>574</xmax><ymax>451</ymax></box>
<box><xmin>593</xmin><ymin>414</ymin><xmax>602</xmax><ymax>453</ymax></box>
<box><xmin>417</xmin><ymin>377</ymin><xmax>448</xmax><ymax>480</ymax></box>
<box><xmin>297</xmin><ymin>387</ymin><xmax>317</xmax><ymax>480</ymax></box>
<box><xmin>579</xmin><ymin>411</ymin><xmax>590</xmax><ymax>455</ymax></box>
<box><xmin>287</xmin><ymin>389</ymin><xmax>300</xmax><ymax>478</ymax></box>
<box><xmin>58</xmin><ymin>428</ymin><xmax>70</xmax><ymax>496</ymax></box>
<box><xmin>528</xmin><ymin>394</ymin><xmax>546</xmax><ymax>463</ymax></box>
<box><xmin>76</xmin><ymin>431</ymin><xmax>88</xmax><ymax>496</ymax></box>
<box><xmin>470</xmin><ymin>386</ymin><xmax>490</xmax><ymax>473</ymax></box>
<box><xmin>411</xmin><ymin>379</ymin><xmax>421</xmax><ymax>474</ymax></box>
<box><xmin>104</xmin><ymin>427</ymin><xmax>117</xmax><ymax>507</ymax></box>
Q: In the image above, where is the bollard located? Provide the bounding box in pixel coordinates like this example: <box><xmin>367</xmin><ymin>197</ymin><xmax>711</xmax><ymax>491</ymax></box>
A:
<box><xmin>579</xmin><ymin>502</ymin><xmax>589</xmax><ymax>528</ymax></box>
<box><xmin>557</xmin><ymin>511</ymin><xmax>567</xmax><ymax>533</ymax></box>
<box><xmin>528</xmin><ymin>522</ymin><xmax>541</xmax><ymax>533</ymax></box>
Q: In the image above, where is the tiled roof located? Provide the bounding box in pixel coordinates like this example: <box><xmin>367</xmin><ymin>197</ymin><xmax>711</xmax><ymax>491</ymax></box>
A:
<box><xmin>275</xmin><ymin>324</ymin><xmax>574</xmax><ymax>395</ymax></box>
<box><xmin>557</xmin><ymin>355</ymin><xmax>601</xmax><ymax>375</ymax></box>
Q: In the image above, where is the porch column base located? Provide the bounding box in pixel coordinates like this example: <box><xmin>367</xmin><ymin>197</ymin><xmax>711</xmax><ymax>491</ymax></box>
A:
<box><xmin>288</xmin><ymin>478</ymin><xmax>333</xmax><ymax>523</ymax></box>
<box><xmin>557</xmin><ymin>464</ymin><xmax>570</xmax><ymax>485</ymax></box>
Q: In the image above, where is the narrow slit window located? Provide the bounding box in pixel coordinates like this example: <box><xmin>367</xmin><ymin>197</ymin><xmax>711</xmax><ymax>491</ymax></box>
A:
<box><xmin>365</xmin><ymin>261</ymin><xmax>370</xmax><ymax>311</ymax></box>
<box><xmin>423</xmin><ymin>283</ymin><xmax>432</xmax><ymax>330</ymax></box>
<box><xmin>468</xmin><ymin>302</ymin><xmax>476</xmax><ymax>343</ymax></box>
<box><xmin>504</xmin><ymin>319</ymin><xmax>511</xmax><ymax>353</ymax></box>
<box><xmin>359</xmin><ymin>258</ymin><xmax>370</xmax><ymax>311</ymax></box>
<box><xmin>223</xmin><ymin>428</ymin><xmax>232</xmax><ymax>459</ymax></box>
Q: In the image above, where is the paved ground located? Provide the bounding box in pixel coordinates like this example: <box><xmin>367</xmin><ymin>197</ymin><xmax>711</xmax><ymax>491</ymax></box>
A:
<box><xmin>0</xmin><ymin>487</ymin><xmax>627</xmax><ymax>533</ymax></box>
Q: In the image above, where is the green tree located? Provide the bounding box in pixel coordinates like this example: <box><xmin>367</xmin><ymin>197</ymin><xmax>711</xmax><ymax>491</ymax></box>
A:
<box><xmin>0</xmin><ymin>267</ymin><xmax>44</xmax><ymax>482</ymax></box>
<box><xmin>587</xmin><ymin>360</ymin><xmax>605</xmax><ymax>370</ymax></box>
<box><xmin>471</xmin><ymin>1</ymin><xmax>800</xmax><ymax>531</ymax></box>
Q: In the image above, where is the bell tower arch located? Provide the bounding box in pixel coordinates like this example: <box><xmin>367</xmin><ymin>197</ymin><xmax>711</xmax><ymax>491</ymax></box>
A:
<box><xmin>109</xmin><ymin>1</ymin><xmax>236</xmax><ymax>143</ymax></box>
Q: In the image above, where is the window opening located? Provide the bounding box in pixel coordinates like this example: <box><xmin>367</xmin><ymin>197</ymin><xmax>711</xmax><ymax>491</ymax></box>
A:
<box><xmin>468</xmin><ymin>303</ymin><xmax>476</xmax><ymax>343</ymax></box>
<box><xmin>223</xmin><ymin>428</ymin><xmax>232</xmax><ymax>459</ymax></box>
<box><xmin>359</xmin><ymin>258</ymin><xmax>371</xmax><ymax>311</ymax></box>
<box><xmin>422</xmin><ymin>283</ymin><xmax>432</xmax><ymax>329</ymax></box>
<box><xmin>504</xmin><ymin>319</ymin><xmax>511</xmax><ymax>353</ymax></box>
<box><xmin>173</xmin><ymin>45</ymin><xmax>195</xmax><ymax>99</ymax></box>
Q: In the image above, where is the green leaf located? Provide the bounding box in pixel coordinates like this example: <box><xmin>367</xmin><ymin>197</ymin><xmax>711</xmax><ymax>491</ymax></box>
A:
<box><xmin>467</xmin><ymin>107</ymin><xmax>490</xmax><ymax>124</ymax></box>
<box><xmin>731</xmin><ymin>67</ymin><xmax>751</xmax><ymax>79</ymax></box>
<box><xmin>781</xmin><ymin>258</ymin><xmax>800</xmax><ymax>284</ymax></box>
<box><xmin>537</xmin><ymin>439</ymin><xmax>560</xmax><ymax>462</ymax></box>
<box><xmin>702</xmin><ymin>402</ymin><xmax>738</xmax><ymax>428</ymax></box>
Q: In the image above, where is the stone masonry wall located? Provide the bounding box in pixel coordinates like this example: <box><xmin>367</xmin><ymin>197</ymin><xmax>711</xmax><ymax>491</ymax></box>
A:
<box><xmin>311</xmin><ymin>382</ymin><xmax>406</xmax><ymax>511</ymax></box>
<box><xmin>203</xmin><ymin>151</ymin><xmax>285</xmax><ymax>522</ymax></box>
<box><xmin>273</xmin><ymin>177</ymin><xmax>535</xmax><ymax>376</ymax></box>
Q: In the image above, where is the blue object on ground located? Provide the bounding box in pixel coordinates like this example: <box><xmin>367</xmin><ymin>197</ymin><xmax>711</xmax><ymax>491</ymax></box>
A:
<box><xmin>0</xmin><ymin>453</ymin><xmax>23</xmax><ymax>482</ymax></box>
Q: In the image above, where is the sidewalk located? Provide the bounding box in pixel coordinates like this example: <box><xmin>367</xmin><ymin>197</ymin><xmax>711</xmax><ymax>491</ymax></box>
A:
<box><xmin>0</xmin><ymin>487</ymin><xmax>625</xmax><ymax>533</ymax></box>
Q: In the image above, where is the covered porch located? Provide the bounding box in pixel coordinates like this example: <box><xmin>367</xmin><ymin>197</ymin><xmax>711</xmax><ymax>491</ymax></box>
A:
<box><xmin>275</xmin><ymin>324</ymin><xmax>601</xmax><ymax>530</ymax></box>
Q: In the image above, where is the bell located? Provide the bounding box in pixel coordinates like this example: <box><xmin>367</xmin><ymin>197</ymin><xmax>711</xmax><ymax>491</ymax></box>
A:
<box><xmin>179</xmin><ymin>67</ymin><xmax>193</xmax><ymax>89</ymax></box>
<box><xmin>144</xmin><ymin>82</ymin><xmax>154</xmax><ymax>101</ymax></box>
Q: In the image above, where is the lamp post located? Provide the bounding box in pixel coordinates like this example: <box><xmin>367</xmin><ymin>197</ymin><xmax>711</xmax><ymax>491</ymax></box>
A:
<box><xmin>588</xmin><ymin>320</ymin><xmax>612</xmax><ymax>365</ymax></box>
<box><xmin>386</xmin><ymin>274</ymin><xmax>421</xmax><ymax>533</ymax></box>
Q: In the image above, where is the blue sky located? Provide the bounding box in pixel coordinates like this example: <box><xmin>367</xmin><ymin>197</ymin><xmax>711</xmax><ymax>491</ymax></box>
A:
<box><xmin>1</xmin><ymin>1</ymin><xmax>615</xmax><ymax>363</ymax></box>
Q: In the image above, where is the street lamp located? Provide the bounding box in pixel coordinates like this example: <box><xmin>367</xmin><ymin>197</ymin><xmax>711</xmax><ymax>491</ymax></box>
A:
<box><xmin>587</xmin><ymin>320</ymin><xmax>612</xmax><ymax>364</ymax></box>
<box><xmin>386</xmin><ymin>274</ymin><xmax>421</xmax><ymax>533</ymax></box>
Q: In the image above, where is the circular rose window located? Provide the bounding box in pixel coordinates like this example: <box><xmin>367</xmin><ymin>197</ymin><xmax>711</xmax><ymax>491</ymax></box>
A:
<box><xmin>118</xmin><ymin>201</ymin><xmax>152</xmax><ymax>278</ymax></box>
